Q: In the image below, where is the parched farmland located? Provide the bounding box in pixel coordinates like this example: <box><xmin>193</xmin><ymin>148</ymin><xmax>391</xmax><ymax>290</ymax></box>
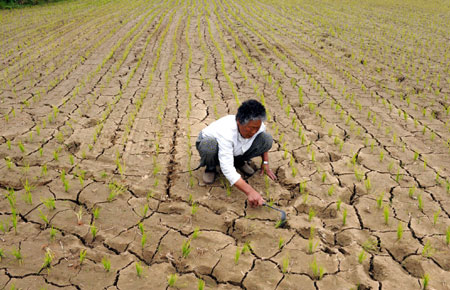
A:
<box><xmin>1</xmin><ymin>0</ymin><xmax>450</xmax><ymax>288</ymax></box>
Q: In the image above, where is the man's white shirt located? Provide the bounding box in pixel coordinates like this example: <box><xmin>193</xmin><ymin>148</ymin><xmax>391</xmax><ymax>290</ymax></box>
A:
<box><xmin>201</xmin><ymin>115</ymin><xmax>266</xmax><ymax>186</ymax></box>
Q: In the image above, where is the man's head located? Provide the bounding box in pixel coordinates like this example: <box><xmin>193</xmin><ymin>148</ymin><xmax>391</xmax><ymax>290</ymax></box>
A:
<box><xmin>236</xmin><ymin>99</ymin><xmax>267</xmax><ymax>139</ymax></box>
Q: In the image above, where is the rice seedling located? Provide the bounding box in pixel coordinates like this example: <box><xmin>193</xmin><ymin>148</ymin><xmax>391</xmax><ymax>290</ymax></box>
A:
<box><xmin>5</xmin><ymin>157</ymin><xmax>12</xmax><ymax>169</ymax></box>
<box><xmin>234</xmin><ymin>246</ymin><xmax>241</xmax><ymax>265</ymax></box>
<box><xmin>282</xmin><ymin>255</ymin><xmax>289</xmax><ymax>273</ymax></box>
<box><xmin>278</xmin><ymin>237</ymin><xmax>285</xmax><ymax>249</ymax></box>
<box><xmin>11</xmin><ymin>247</ymin><xmax>23</xmax><ymax>263</ymax></box>
<box><xmin>308</xmin><ymin>207</ymin><xmax>315</xmax><ymax>221</ymax></box>
<box><xmin>336</xmin><ymin>198</ymin><xmax>342</xmax><ymax>211</ymax></box>
<box><xmin>433</xmin><ymin>209</ymin><xmax>440</xmax><ymax>225</ymax></box>
<box><xmin>422</xmin><ymin>273</ymin><xmax>430</xmax><ymax>289</ymax></box>
<box><xmin>38</xmin><ymin>209</ymin><xmax>49</xmax><ymax>225</ymax></box>
<box><xmin>141</xmin><ymin>232</ymin><xmax>147</xmax><ymax>249</ymax></box>
<box><xmin>383</xmin><ymin>206</ymin><xmax>389</xmax><ymax>225</ymax></box>
<box><xmin>42</xmin><ymin>198</ymin><xmax>55</xmax><ymax>210</ymax></box>
<box><xmin>101</xmin><ymin>256</ymin><xmax>111</xmax><ymax>272</ymax></box>
<box><xmin>18</xmin><ymin>141</ymin><xmax>25</xmax><ymax>153</ymax></box>
<box><xmin>50</xmin><ymin>226</ymin><xmax>58</xmax><ymax>240</ymax></box>
<box><xmin>135</xmin><ymin>261</ymin><xmax>143</xmax><ymax>278</ymax></box>
<box><xmin>310</xmin><ymin>257</ymin><xmax>324</xmax><ymax>280</ymax></box>
<box><xmin>41</xmin><ymin>164</ymin><xmax>47</xmax><ymax>176</ymax></box>
<box><xmin>181</xmin><ymin>239</ymin><xmax>191</xmax><ymax>258</ymax></box>
<box><xmin>79</xmin><ymin>249</ymin><xmax>87</xmax><ymax>265</ymax></box>
<box><xmin>328</xmin><ymin>185</ymin><xmax>335</xmax><ymax>196</ymax></box>
<box><xmin>198</xmin><ymin>279</ymin><xmax>205</xmax><ymax>290</ymax></box>
<box><xmin>6</xmin><ymin>139</ymin><xmax>11</xmax><ymax>150</ymax></box>
<box><xmin>41</xmin><ymin>248</ymin><xmax>54</xmax><ymax>270</ymax></box>
<box><xmin>408</xmin><ymin>186</ymin><xmax>416</xmax><ymax>198</ymax></box>
<box><xmin>397</xmin><ymin>222</ymin><xmax>403</xmax><ymax>241</ymax></box>
<box><xmin>418</xmin><ymin>194</ymin><xmax>424</xmax><ymax>212</ymax></box>
<box><xmin>342</xmin><ymin>208</ymin><xmax>348</xmax><ymax>226</ymax></box>
<box><xmin>357</xmin><ymin>249</ymin><xmax>367</xmax><ymax>264</ymax></box>
<box><xmin>93</xmin><ymin>207</ymin><xmax>100</xmax><ymax>220</ymax></box>
<box><xmin>364</xmin><ymin>177</ymin><xmax>371</xmax><ymax>193</ymax></box>
<box><xmin>90</xmin><ymin>223</ymin><xmax>98</xmax><ymax>240</ymax></box>
<box><xmin>191</xmin><ymin>202</ymin><xmax>199</xmax><ymax>215</ymax></box>
<box><xmin>422</xmin><ymin>240</ymin><xmax>435</xmax><ymax>257</ymax></box>
<box><xmin>167</xmin><ymin>274</ymin><xmax>177</xmax><ymax>287</ymax></box>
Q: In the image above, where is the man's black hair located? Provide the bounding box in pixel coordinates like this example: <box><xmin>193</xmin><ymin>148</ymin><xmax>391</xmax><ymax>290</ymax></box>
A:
<box><xmin>236</xmin><ymin>99</ymin><xmax>267</xmax><ymax>125</ymax></box>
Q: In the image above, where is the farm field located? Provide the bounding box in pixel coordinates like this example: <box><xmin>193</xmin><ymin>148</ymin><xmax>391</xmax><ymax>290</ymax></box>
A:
<box><xmin>1</xmin><ymin>0</ymin><xmax>450</xmax><ymax>289</ymax></box>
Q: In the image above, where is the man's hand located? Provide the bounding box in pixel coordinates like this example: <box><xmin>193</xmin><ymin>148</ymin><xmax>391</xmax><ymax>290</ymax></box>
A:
<box><xmin>260</xmin><ymin>164</ymin><xmax>277</xmax><ymax>181</ymax></box>
<box><xmin>234</xmin><ymin>178</ymin><xmax>265</xmax><ymax>207</ymax></box>
<box><xmin>246</xmin><ymin>190</ymin><xmax>265</xmax><ymax>207</ymax></box>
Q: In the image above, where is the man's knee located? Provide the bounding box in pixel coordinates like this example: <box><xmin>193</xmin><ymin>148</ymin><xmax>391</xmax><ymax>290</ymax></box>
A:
<box><xmin>257</xmin><ymin>132</ymin><xmax>273</xmax><ymax>153</ymax></box>
<box><xmin>197</xmin><ymin>136</ymin><xmax>219</xmax><ymax>156</ymax></box>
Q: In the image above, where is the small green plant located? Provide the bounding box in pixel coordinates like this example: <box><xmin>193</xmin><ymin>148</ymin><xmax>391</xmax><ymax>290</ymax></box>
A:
<box><xmin>327</xmin><ymin>185</ymin><xmax>335</xmax><ymax>196</ymax></box>
<box><xmin>18</xmin><ymin>141</ymin><xmax>25</xmax><ymax>153</ymax></box>
<box><xmin>49</xmin><ymin>226</ymin><xmax>58</xmax><ymax>240</ymax></box>
<box><xmin>308</xmin><ymin>207</ymin><xmax>315</xmax><ymax>221</ymax></box>
<box><xmin>198</xmin><ymin>279</ymin><xmax>205</xmax><ymax>290</ymax></box>
<box><xmin>383</xmin><ymin>206</ymin><xmax>389</xmax><ymax>225</ymax></box>
<box><xmin>422</xmin><ymin>273</ymin><xmax>430</xmax><ymax>289</ymax></box>
<box><xmin>433</xmin><ymin>210</ymin><xmax>441</xmax><ymax>225</ymax></box>
<box><xmin>446</xmin><ymin>227</ymin><xmax>450</xmax><ymax>246</ymax></box>
<box><xmin>192</xmin><ymin>227</ymin><xmax>200</xmax><ymax>239</ymax></box>
<box><xmin>376</xmin><ymin>192</ymin><xmax>384</xmax><ymax>209</ymax></box>
<box><xmin>408</xmin><ymin>186</ymin><xmax>416</xmax><ymax>198</ymax></box>
<box><xmin>336</xmin><ymin>198</ymin><xmax>342</xmax><ymax>211</ymax></box>
<box><xmin>93</xmin><ymin>207</ymin><xmax>100</xmax><ymax>219</ymax></box>
<box><xmin>181</xmin><ymin>239</ymin><xmax>191</xmax><ymax>258</ymax></box>
<box><xmin>358</xmin><ymin>249</ymin><xmax>367</xmax><ymax>264</ymax></box>
<box><xmin>79</xmin><ymin>249</ymin><xmax>87</xmax><ymax>265</ymax></box>
<box><xmin>342</xmin><ymin>208</ymin><xmax>348</xmax><ymax>226</ymax></box>
<box><xmin>11</xmin><ymin>247</ymin><xmax>23</xmax><ymax>263</ymax></box>
<box><xmin>38</xmin><ymin>209</ymin><xmax>49</xmax><ymax>225</ymax></box>
<box><xmin>135</xmin><ymin>261</ymin><xmax>143</xmax><ymax>278</ymax></box>
<box><xmin>42</xmin><ymin>198</ymin><xmax>55</xmax><ymax>210</ymax></box>
<box><xmin>167</xmin><ymin>274</ymin><xmax>177</xmax><ymax>287</ymax></box>
<box><xmin>278</xmin><ymin>237</ymin><xmax>285</xmax><ymax>249</ymax></box>
<box><xmin>310</xmin><ymin>257</ymin><xmax>324</xmax><ymax>280</ymax></box>
<box><xmin>191</xmin><ymin>202</ymin><xmax>199</xmax><ymax>215</ymax></box>
<box><xmin>234</xmin><ymin>247</ymin><xmax>241</xmax><ymax>265</ymax></box>
<box><xmin>90</xmin><ymin>223</ymin><xmax>97</xmax><ymax>240</ymax></box>
<box><xmin>418</xmin><ymin>194</ymin><xmax>424</xmax><ymax>211</ymax></box>
<box><xmin>41</xmin><ymin>249</ymin><xmax>54</xmax><ymax>270</ymax></box>
<box><xmin>397</xmin><ymin>222</ymin><xmax>403</xmax><ymax>241</ymax></box>
<box><xmin>282</xmin><ymin>255</ymin><xmax>289</xmax><ymax>273</ymax></box>
<box><xmin>101</xmin><ymin>256</ymin><xmax>111</xmax><ymax>272</ymax></box>
<box><xmin>422</xmin><ymin>240</ymin><xmax>435</xmax><ymax>257</ymax></box>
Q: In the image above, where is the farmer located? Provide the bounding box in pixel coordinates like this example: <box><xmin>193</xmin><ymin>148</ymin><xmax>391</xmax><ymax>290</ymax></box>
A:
<box><xmin>196</xmin><ymin>99</ymin><xmax>277</xmax><ymax>207</ymax></box>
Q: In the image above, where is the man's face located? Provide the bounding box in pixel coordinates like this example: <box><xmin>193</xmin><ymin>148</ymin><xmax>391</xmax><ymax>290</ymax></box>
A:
<box><xmin>237</xmin><ymin>119</ymin><xmax>262</xmax><ymax>139</ymax></box>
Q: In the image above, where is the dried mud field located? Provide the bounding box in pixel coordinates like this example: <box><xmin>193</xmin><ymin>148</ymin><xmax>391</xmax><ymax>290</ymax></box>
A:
<box><xmin>1</xmin><ymin>0</ymin><xmax>450</xmax><ymax>289</ymax></box>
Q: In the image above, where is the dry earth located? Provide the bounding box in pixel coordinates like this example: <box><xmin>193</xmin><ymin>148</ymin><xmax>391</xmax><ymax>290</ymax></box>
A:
<box><xmin>1</xmin><ymin>0</ymin><xmax>450</xmax><ymax>289</ymax></box>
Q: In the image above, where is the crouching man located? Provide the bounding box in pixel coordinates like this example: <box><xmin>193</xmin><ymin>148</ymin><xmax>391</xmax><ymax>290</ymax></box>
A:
<box><xmin>196</xmin><ymin>99</ymin><xmax>277</xmax><ymax>207</ymax></box>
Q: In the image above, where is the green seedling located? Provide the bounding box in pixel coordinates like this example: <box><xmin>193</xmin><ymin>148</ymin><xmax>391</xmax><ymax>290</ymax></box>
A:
<box><xmin>234</xmin><ymin>247</ymin><xmax>241</xmax><ymax>265</ymax></box>
<box><xmin>299</xmin><ymin>181</ymin><xmax>307</xmax><ymax>194</ymax></box>
<box><xmin>278</xmin><ymin>237</ymin><xmax>285</xmax><ymax>249</ymax></box>
<box><xmin>5</xmin><ymin>157</ymin><xmax>12</xmax><ymax>169</ymax></box>
<box><xmin>41</xmin><ymin>164</ymin><xmax>47</xmax><ymax>176</ymax></box>
<box><xmin>321</xmin><ymin>172</ymin><xmax>327</xmax><ymax>183</ymax></box>
<box><xmin>192</xmin><ymin>227</ymin><xmax>200</xmax><ymax>239</ymax></box>
<box><xmin>101</xmin><ymin>256</ymin><xmax>111</xmax><ymax>272</ymax></box>
<box><xmin>90</xmin><ymin>223</ymin><xmax>97</xmax><ymax>239</ymax></box>
<box><xmin>41</xmin><ymin>248</ymin><xmax>54</xmax><ymax>270</ymax></box>
<box><xmin>408</xmin><ymin>186</ymin><xmax>416</xmax><ymax>198</ymax></box>
<box><xmin>136</xmin><ymin>261</ymin><xmax>143</xmax><ymax>278</ymax></box>
<box><xmin>422</xmin><ymin>273</ymin><xmax>430</xmax><ymax>289</ymax></box>
<box><xmin>42</xmin><ymin>198</ymin><xmax>55</xmax><ymax>210</ymax></box>
<box><xmin>79</xmin><ymin>249</ymin><xmax>87</xmax><ymax>265</ymax></box>
<box><xmin>433</xmin><ymin>210</ymin><xmax>441</xmax><ymax>225</ymax></box>
<box><xmin>282</xmin><ymin>255</ymin><xmax>289</xmax><ymax>273</ymax></box>
<box><xmin>167</xmin><ymin>274</ymin><xmax>177</xmax><ymax>287</ymax></box>
<box><xmin>0</xmin><ymin>249</ymin><xmax>5</xmax><ymax>261</ymax></box>
<box><xmin>138</xmin><ymin>222</ymin><xmax>144</xmax><ymax>235</ymax></box>
<box><xmin>69</xmin><ymin>155</ymin><xmax>74</xmax><ymax>165</ymax></box>
<box><xmin>342</xmin><ymin>208</ymin><xmax>348</xmax><ymax>226</ymax></box>
<box><xmin>336</xmin><ymin>199</ymin><xmax>342</xmax><ymax>211</ymax></box>
<box><xmin>397</xmin><ymin>222</ymin><xmax>403</xmax><ymax>241</ymax></box>
<box><xmin>181</xmin><ymin>239</ymin><xmax>191</xmax><ymax>258</ymax></box>
<box><xmin>50</xmin><ymin>226</ymin><xmax>58</xmax><ymax>240</ymax></box>
<box><xmin>198</xmin><ymin>279</ymin><xmax>205</xmax><ymax>290</ymax></box>
<box><xmin>376</xmin><ymin>192</ymin><xmax>384</xmax><ymax>209</ymax></box>
<box><xmin>379</xmin><ymin>150</ymin><xmax>384</xmax><ymax>162</ymax></box>
<box><xmin>18</xmin><ymin>142</ymin><xmax>25</xmax><ymax>153</ymax></box>
<box><xmin>191</xmin><ymin>202</ymin><xmax>199</xmax><ymax>215</ymax></box>
<box><xmin>358</xmin><ymin>249</ymin><xmax>367</xmax><ymax>264</ymax></box>
<box><xmin>93</xmin><ymin>207</ymin><xmax>100</xmax><ymax>219</ymax></box>
<box><xmin>38</xmin><ymin>209</ymin><xmax>49</xmax><ymax>225</ymax></box>
<box><xmin>308</xmin><ymin>238</ymin><xmax>319</xmax><ymax>254</ymax></box>
<box><xmin>53</xmin><ymin>150</ymin><xmax>58</xmax><ymax>161</ymax></box>
<box><xmin>365</xmin><ymin>178</ymin><xmax>371</xmax><ymax>192</ymax></box>
<box><xmin>422</xmin><ymin>240</ymin><xmax>435</xmax><ymax>257</ymax></box>
<box><xmin>141</xmin><ymin>233</ymin><xmax>147</xmax><ymax>249</ymax></box>
<box><xmin>11</xmin><ymin>247</ymin><xmax>23</xmax><ymax>263</ymax></box>
<box><xmin>328</xmin><ymin>185</ymin><xmax>335</xmax><ymax>196</ymax></box>
<box><xmin>310</xmin><ymin>257</ymin><xmax>324</xmax><ymax>280</ymax></box>
<box><xmin>418</xmin><ymin>194</ymin><xmax>424</xmax><ymax>211</ymax></box>
<box><xmin>7</xmin><ymin>139</ymin><xmax>11</xmax><ymax>150</ymax></box>
<box><xmin>414</xmin><ymin>151</ymin><xmax>419</xmax><ymax>161</ymax></box>
<box><xmin>308</xmin><ymin>207</ymin><xmax>316</xmax><ymax>221</ymax></box>
<box><xmin>383</xmin><ymin>206</ymin><xmax>389</xmax><ymax>225</ymax></box>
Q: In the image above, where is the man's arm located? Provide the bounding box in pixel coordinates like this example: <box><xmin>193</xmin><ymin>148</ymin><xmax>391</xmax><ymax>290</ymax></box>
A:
<box><xmin>233</xmin><ymin>178</ymin><xmax>265</xmax><ymax>207</ymax></box>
